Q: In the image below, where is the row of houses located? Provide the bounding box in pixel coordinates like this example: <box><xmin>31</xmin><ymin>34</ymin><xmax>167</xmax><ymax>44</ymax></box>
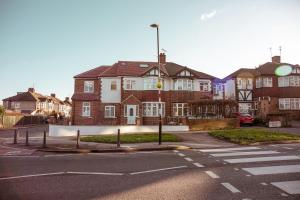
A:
<box><xmin>71</xmin><ymin>54</ymin><xmax>300</xmax><ymax>125</ymax></box>
<box><xmin>2</xmin><ymin>88</ymin><xmax>72</xmax><ymax>117</ymax></box>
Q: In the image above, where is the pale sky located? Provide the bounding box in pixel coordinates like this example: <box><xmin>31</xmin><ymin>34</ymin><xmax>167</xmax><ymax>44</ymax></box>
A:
<box><xmin>1</xmin><ymin>0</ymin><xmax>300</xmax><ymax>102</ymax></box>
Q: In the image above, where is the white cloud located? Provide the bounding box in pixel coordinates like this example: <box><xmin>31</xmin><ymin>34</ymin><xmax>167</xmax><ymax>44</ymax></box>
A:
<box><xmin>200</xmin><ymin>10</ymin><xmax>217</xmax><ymax>21</ymax></box>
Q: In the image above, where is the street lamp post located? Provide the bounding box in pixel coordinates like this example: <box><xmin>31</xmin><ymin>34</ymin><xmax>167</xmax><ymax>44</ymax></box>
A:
<box><xmin>150</xmin><ymin>23</ymin><xmax>162</xmax><ymax>145</ymax></box>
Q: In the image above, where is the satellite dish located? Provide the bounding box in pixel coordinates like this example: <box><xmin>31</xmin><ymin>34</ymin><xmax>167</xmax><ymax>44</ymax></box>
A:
<box><xmin>275</xmin><ymin>65</ymin><xmax>292</xmax><ymax>76</ymax></box>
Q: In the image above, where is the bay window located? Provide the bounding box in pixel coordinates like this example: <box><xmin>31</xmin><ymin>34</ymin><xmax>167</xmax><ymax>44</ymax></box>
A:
<box><xmin>279</xmin><ymin>98</ymin><xmax>300</xmax><ymax>110</ymax></box>
<box><xmin>174</xmin><ymin>79</ymin><xmax>193</xmax><ymax>90</ymax></box>
<box><xmin>144</xmin><ymin>77</ymin><xmax>161</xmax><ymax>90</ymax></box>
<box><xmin>173</xmin><ymin>103</ymin><xmax>188</xmax><ymax>117</ymax></box>
<box><xmin>199</xmin><ymin>80</ymin><xmax>211</xmax><ymax>92</ymax></box>
<box><xmin>143</xmin><ymin>102</ymin><xmax>165</xmax><ymax>117</ymax></box>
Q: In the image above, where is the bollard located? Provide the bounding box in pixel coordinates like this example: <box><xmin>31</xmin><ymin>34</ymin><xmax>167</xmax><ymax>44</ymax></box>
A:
<box><xmin>43</xmin><ymin>130</ymin><xmax>47</xmax><ymax>148</ymax></box>
<box><xmin>13</xmin><ymin>129</ymin><xmax>18</xmax><ymax>144</ymax></box>
<box><xmin>117</xmin><ymin>129</ymin><xmax>120</xmax><ymax>148</ymax></box>
<box><xmin>25</xmin><ymin>130</ymin><xmax>29</xmax><ymax>146</ymax></box>
<box><xmin>76</xmin><ymin>130</ymin><xmax>80</xmax><ymax>149</ymax></box>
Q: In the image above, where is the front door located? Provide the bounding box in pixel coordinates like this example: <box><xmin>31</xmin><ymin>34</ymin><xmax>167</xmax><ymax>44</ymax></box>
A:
<box><xmin>127</xmin><ymin>105</ymin><xmax>136</xmax><ymax>125</ymax></box>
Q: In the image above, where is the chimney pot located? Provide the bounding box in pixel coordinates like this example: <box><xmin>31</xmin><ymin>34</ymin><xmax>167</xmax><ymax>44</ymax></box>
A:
<box><xmin>51</xmin><ymin>93</ymin><xmax>56</xmax><ymax>98</ymax></box>
<box><xmin>28</xmin><ymin>88</ymin><xmax>35</xmax><ymax>93</ymax></box>
<box><xmin>159</xmin><ymin>53</ymin><xmax>166</xmax><ymax>64</ymax></box>
<box><xmin>272</xmin><ymin>56</ymin><xmax>281</xmax><ymax>63</ymax></box>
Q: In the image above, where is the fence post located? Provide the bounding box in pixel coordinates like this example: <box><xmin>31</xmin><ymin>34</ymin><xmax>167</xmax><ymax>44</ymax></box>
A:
<box><xmin>117</xmin><ymin>129</ymin><xmax>120</xmax><ymax>148</ymax></box>
<box><xmin>25</xmin><ymin>130</ymin><xmax>29</xmax><ymax>146</ymax></box>
<box><xmin>76</xmin><ymin>130</ymin><xmax>80</xmax><ymax>149</ymax></box>
<box><xmin>43</xmin><ymin>130</ymin><xmax>46</xmax><ymax>148</ymax></box>
<box><xmin>13</xmin><ymin>129</ymin><xmax>18</xmax><ymax>144</ymax></box>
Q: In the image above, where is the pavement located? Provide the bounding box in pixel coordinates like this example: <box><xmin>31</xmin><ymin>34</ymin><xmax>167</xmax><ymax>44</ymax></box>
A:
<box><xmin>1</xmin><ymin>143</ymin><xmax>300</xmax><ymax>199</ymax></box>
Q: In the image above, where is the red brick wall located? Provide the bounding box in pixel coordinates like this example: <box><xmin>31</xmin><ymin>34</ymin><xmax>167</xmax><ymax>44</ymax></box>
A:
<box><xmin>72</xmin><ymin>101</ymin><xmax>100</xmax><ymax>125</ymax></box>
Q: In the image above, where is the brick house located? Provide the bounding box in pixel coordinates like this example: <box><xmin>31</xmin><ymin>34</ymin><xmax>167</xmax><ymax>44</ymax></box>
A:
<box><xmin>72</xmin><ymin>53</ymin><xmax>216</xmax><ymax>125</ymax></box>
<box><xmin>2</xmin><ymin>88</ymin><xmax>72</xmax><ymax>117</ymax></box>
<box><xmin>222</xmin><ymin>56</ymin><xmax>300</xmax><ymax>119</ymax></box>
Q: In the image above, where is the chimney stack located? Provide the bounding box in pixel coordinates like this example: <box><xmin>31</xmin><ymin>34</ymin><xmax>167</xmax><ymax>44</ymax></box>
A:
<box><xmin>159</xmin><ymin>53</ymin><xmax>166</xmax><ymax>64</ymax></box>
<box><xmin>28</xmin><ymin>88</ymin><xmax>35</xmax><ymax>93</ymax></box>
<box><xmin>65</xmin><ymin>97</ymin><xmax>69</xmax><ymax>101</ymax></box>
<box><xmin>51</xmin><ymin>93</ymin><xmax>56</xmax><ymax>98</ymax></box>
<box><xmin>272</xmin><ymin>56</ymin><xmax>281</xmax><ymax>63</ymax></box>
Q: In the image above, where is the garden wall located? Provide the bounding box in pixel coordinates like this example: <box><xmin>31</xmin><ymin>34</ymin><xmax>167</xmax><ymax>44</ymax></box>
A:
<box><xmin>49</xmin><ymin>125</ymin><xmax>189</xmax><ymax>137</ymax></box>
<box><xmin>188</xmin><ymin>118</ymin><xmax>240</xmax><ymax>131</ymax></box>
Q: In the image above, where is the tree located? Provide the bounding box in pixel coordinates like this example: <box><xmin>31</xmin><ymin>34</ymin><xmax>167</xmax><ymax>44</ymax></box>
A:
<box><xmin>0</xmin><ymin>105</ymin><xmax>5</xmax><ymax>127</ymax></box>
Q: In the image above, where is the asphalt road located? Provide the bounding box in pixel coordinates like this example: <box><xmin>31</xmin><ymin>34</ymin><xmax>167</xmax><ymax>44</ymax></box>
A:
<box><xmin>1</xmin><ymin>144</ymin><xmax>300</xmax><ymax>200</ymax></box>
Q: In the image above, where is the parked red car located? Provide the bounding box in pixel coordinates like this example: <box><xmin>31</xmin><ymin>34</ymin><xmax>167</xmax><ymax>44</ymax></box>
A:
<box><xmin>236</xmin><ymin>113</ymin><xmax>254</xmax><ymax>125</ymax></box>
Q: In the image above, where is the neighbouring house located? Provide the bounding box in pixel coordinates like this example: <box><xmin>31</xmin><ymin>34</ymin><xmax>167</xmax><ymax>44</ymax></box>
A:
<box><xmin>72</xmin><ymin>53</ymin><xmax>219</xmax><ymax>125</ymax></box>
<box><xmin>2</xmin><ymin>88</ymin><xmax>72</xmax><ymax>117</ymax></box>
<box><xmin>222</xmin><ymin>55</ymin><xmax>300</xmax><ymax>120</ymax></box>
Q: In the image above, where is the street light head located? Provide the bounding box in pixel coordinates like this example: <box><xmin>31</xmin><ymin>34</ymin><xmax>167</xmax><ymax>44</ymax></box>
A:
<box><xmin>150</xmin><ymin>23</ymin><xmax>159</xmax><ymax>28</ymax></box>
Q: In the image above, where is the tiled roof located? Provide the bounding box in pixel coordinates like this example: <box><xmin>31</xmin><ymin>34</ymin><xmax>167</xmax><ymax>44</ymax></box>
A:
<box><xmin>78</xmin><ymin>60</ymin><xmax>215</xmax><ymax>79</ymax></box>
<box><xmin>71</xmin><ymin>93</ymin><xmax>100</xmax><ymax>101</ymax></box>
<box><xmin>3</xmin><ymin>92</ymin><xmax>39</xmax><ymax>102</ymax></box>
<box><xmin>74</xmin><ymin>66</ymin><xmax>111</xmax><ymax>78</ymax></box>
<box><xmin>223</xmin><ymin>68</ymin><xmax>258</xmax><ymax>80</ymax></box>
<box><xmin>256</xmin><ymin>62</ymin><xmax>298</xmax><ymax>75</ymax></box>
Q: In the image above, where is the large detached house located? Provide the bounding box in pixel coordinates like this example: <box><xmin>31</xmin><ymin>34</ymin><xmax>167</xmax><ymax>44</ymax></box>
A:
<box><xmin>72</xmin><ymin>53</ymin><xmax>216</xmax><ymax>125</ymax></box>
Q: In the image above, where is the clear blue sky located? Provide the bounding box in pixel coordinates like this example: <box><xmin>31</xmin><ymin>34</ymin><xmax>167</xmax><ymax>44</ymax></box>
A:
<box><xmin>1</xmin><ymin>0</ymin><xmax>300</xmax><ymax>102</ymax></box>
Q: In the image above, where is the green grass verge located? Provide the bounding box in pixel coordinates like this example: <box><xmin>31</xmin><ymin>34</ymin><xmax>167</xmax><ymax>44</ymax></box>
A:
<box><xmin>80</xmin><ymin>133</ymin><xmax>180</xmax><ymax>143</ymax></box>
<box><xmin>209</xmin><ymin>128</ymin><xmax>300</xmax><ymax>145</ymax></box>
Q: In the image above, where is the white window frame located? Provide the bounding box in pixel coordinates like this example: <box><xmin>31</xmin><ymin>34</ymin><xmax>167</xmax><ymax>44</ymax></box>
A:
<box><xmin>105</xmin><ymin>106</ymin><xmax>115</xmax><ymax>118</ymax></box>
<box><xmin>256</xmin><ymin>77</ymin><xmax>262</xmax><ymax>88</ymax></box>
<box><xmin>174</xmin><ymin>79</ymin><xmax>193</xmax><ymax>91</ymax></box>
<box><xmin>172</xmin><ymin>103</ymin><xmax>188</xmax><ymax>117</ymax></box>
<box><xmin>144</xmin><ymin>77</ymin><xmax>160</xmax><ymax>90</ymax></box>
<box><xmin>262</xmin><ymin>77</ymin><xmax>272</xmax><ymax>87</ymax></box>
<box><xmin>84</xmin><ymin>81</ymin><xmax>94</xmax><ymax>93</ymax></box>
<box><xmin>199</xmin><ymin>80</ymin><xmax>210</xmax><ymax>92</ymax></box>
<box><xmin>279</xmin><ymin>98</ymin><xmax>300</xmax><ymax>110</ymax></box>
<box><xmin>143</xmin><ymin>102</ymin><xmax>165</xmax><ymax>117</ymax></box>
<box><xmin>82</xmin><ymin>102</ymin><xmax>91</xmax><ymax>117</ymax></box>
<box><xmin>125</xmin><ymin>80</ymin><xmax>136</xmax><ymax>90</ymax></box>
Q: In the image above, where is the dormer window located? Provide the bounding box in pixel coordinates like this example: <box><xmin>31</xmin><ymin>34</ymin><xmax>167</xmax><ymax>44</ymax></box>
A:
<box><xmin>177</xmin><ymin>70</ymin><xmax>193</xmax><ymax>77</ymax></box>
<box><xmin>84</xmin><ymin>81</ymin><xmax>94</xmax><ymax>93</ymax></box>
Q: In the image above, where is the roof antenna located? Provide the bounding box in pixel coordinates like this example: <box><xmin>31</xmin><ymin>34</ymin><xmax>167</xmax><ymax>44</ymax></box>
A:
<box><xmin>161</xmin><ymin>48</ymin><xmax>167</xmax><ymax>53</ymax></box>
<box><xmin>269</xmin><ymin>47</ymin><xmax>273</xmax><ymax>58</ymax></box>
<box><xmin>279</xmin><ymin>46</ymin><xmax>282</xmax><ymax>57</ymax></box>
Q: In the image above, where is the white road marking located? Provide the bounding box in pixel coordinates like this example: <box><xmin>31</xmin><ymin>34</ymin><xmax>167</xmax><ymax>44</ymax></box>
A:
<box><xmin>193</xmin><ymin>162</ymin><xmax>204</xmax><ymax>168</ymax></box>
<box><xmin>199</xmin><ymin>147</ymin><xmax>260</xmax><ymax>153</ymax></box>
<box><xmin>0</xmin><ymin>172</ymin><xmax>65</xmax><ymax>180</ymax></box>
<box><xmin>221</xmin><ymin>182</ymin><xmax>241</xmax><ymax>193</ymax></box>
<box><xmin>211</xmin><ymin>151</ymin><xmax>279</xmax><ymax>157</ymax></box>
<box><xmin>205</xmin><ymin>171</ymin><xmax>220</xmax><ymax>179</ymax></box>
<box><xmin>224</xmin><ymin>156</ymin><xmax>300</xmax><ymax>164</ymax></box>
<box><xmin>178</xmin><ymin>153</ymin><xmax>185</xmax><ymax>157</ymax></box>
<box><xmin>246</xmin><ymin>175</ymin><xmax>251</xmax><ymax>177</ymax></box>
<box><xmin>234</xmin><ymin>168</ymin><xmax>239</xmax><ymax>171</ymax></box>
<box><xmin>184</xmin><ymin>157</ymin><xmax>193</xmax><ymax>162</ymax></box>
<box><xmin>282</xmin><ymin>147</ymin><xmax>293</xmax><ymax>150</ymax></box>
<box><xmin>173</xmin><ymin>150</ymin><xmax>179</xmax><ymax>153</ymax></box>
<box><xmin>44</xmin><ymin>154</ymin><xmax>74</xmax><ymax>157</ymax></box>
<box><xmin>261</xmin><ymin>182</ymin><xmax>268</xmax><ymax>186</ymax></box>
<box><xmin>130</xmin><ymin>166</ymin><xmax>187</xmax><ymax>175</ymax></box>
<box><xmin>271</xmin><ymin>181</ymin><xmax>300</xmax><ymax>194</ymax></box>
<box><xmin>243</xmin><ymin>164</ymin><xmax>300</xmax><ymax>175</ymax></box>
<box><xmin>0</xmin><ymin>155</ymin><xmax>40</xmax><ymax>158</ymax></box>
<box><xmin>67</xmin><ymin>171</ymin><xmax>123</xmax><ymax>176</ymax></box>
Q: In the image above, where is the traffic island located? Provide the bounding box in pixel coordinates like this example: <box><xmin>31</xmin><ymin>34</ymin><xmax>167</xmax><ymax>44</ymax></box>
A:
<box><xmin>209</xmin><ymin>128</ymin><xmax>300</xmax><ymax>145</ymax></box>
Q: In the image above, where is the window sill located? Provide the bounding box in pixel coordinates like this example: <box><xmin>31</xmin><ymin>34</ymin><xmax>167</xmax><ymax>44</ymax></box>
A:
<box><xmin>104</xmin><ymin>117</ymin><xmax>117</xmax><ymax>119</ymax></box>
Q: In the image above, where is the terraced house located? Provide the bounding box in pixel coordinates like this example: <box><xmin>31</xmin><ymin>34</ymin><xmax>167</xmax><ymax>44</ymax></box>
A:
<box><xmin>72</xmin><ymin>53</ymin><xmax>217</xmax><ymax>125</ymax></box>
